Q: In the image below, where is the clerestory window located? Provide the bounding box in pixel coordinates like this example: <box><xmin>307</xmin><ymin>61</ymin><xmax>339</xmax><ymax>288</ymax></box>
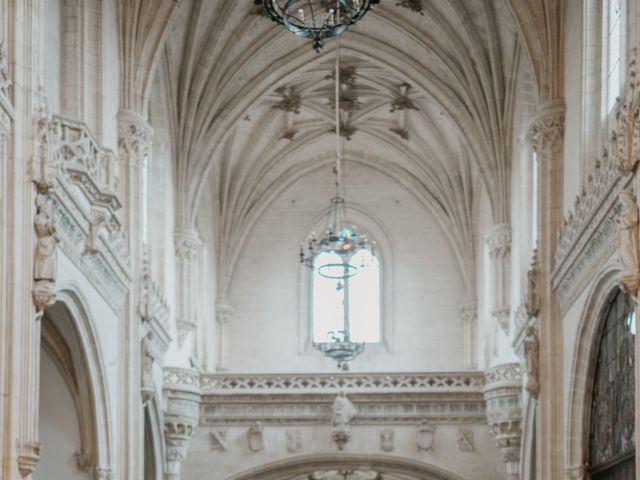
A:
<box><xmin>312</xmin><ymin>248</ymin><xmax>381</xmax><ymax>344</ymax></box>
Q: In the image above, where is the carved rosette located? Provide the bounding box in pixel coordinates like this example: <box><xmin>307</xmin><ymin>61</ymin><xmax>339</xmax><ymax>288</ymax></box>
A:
<box><xmin>483</xmin><ymin>363</ymin><xmax>523</xmax><ymax>479</ymax></box>
<box><xmin>16</xmin><ymin>441</ymin><xmax>42</xmax><ymax>477</ymax></box>
<box><xmin>164</xmin><ymin>368</ymin><xmax>201</xmax><ymax>480</ymax></box>
<box><xmin>174</xmin><ymin>229</ymin><xmax>202</xmax><ymax>346</ymax></box>
<box><xmin>486</xmin><ymin>223</ymin><xmax>512</xmax><ymax>335</ymax></box>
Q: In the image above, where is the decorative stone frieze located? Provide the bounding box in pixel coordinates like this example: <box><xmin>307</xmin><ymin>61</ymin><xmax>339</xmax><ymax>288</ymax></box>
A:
<box><xmin>215</xmin><ymin>301</ymin><xmax>234</xmax><ymax>370</ymax></box>
<box><xmin>164</xmin><ymin>367</ymin><xmax>201</xmax><ymax>480</ymax></box>
<box><xmin>486</xmin><ymin>223</ymin><xmax>512</xmax><ymax>335</ymax></box>
<box><xmin>483</xmin><ymin>363</ymin><xmax>523</xmax><ymax>479</ymax></box>
<box><xmin>175</xmin><ymin>229</ymin><xmax>201</xmax><ymax>347</ymax></box>
<box><xmin>16</xmin><ymin>441</ymin><xmax>42</xmax><ymax>477</ymax></box>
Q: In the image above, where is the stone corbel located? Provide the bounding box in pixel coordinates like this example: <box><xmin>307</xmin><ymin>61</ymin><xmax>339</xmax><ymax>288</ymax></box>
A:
<box><xmin>16</xmin><ymin>441</ymin><xmax>42</xmax><ymax>477</ymax></box>
<box><xmin>163</xmin><ymin>368</ymin><xmax>201</xmax><ymax>480</ymax></box>
<box><xmin>486</xmin><ymin>223</ymin><xmax>512</xmax><ymax>335</ymax></box>
<box><xmin>483</xmin><ymin>363</ymin><xmax>523</xmax><ymax>479</ymax></box>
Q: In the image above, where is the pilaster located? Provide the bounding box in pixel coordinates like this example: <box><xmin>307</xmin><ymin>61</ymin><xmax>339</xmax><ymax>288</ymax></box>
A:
<box><xmin>527</xmin><ymin>101</ymin><xmax>565</xmax><ymax>480</ymax></box>
<box><xmin>483</xmin><ymin>363</ymin><xmax>523</xmax><ymax>479</ymax></box>
<box><xmin>163</xmin><ymin>368</ymin><xmax>201</xmax><ymax>480</ymax></box>
<box><xmin>486</xmin><ymin>223</ymin><xmax>512</xmax><ymax>336</ymax></box>
<box><xmin>174</xmin><ymin>228</ymin><xmax>201</xmax><ymax>351</ymax></box>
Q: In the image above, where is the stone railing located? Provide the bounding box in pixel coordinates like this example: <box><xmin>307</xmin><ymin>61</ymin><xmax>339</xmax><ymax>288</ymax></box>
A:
<box><xmin>56</xmin><ymin>115</ymin><xmax>120</xmax><ymax>202</ymax></box>
<box><xmin>200</xmin><ymin>371</ymin><xmax>485</xmax><ymax>394</ymax></box>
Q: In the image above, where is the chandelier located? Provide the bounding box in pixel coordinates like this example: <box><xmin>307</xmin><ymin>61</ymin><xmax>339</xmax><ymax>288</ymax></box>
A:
<box><xmin>255</xmin><ymin>0</ymin><xmax>380</xmax><ymax>51</ymax></box>
<box><xmin>299</xmin><ymin>37</ymin><xmax>375</xmax><ymax>370</ymax></box>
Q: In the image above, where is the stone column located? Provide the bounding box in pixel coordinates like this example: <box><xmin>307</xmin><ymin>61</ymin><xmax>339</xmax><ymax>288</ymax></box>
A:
<box><xmin>163</xmin><ymin>368</ymin><xmax>201</xmax><ymax>480</ymax></box>
<box><xmin>459</xmin><ymin>300</ymin><xmax>477</xmax><ymax>369</ymax></box>
<box><xmin>486</xmin><ymin>223</ymin><xmax>512</xmax><ymax>336</ymax></box>
<box><xmin>174</xmin><ymin>229</ymin><xmax>201</xmax><ymax>350</ymax></box>
<box><xmin>215</xmin><ymin>301</ymin><xmax>234</xmax><ymax>371</ymax></box>
<box><xmin>483</xmin><ymin>363</ymin><xmax>523</xmax><ymax>479</ymax></box>
<box><xmin>118</xmin><ymin>109</ymin><xmax>153</xmax><ymax>480</ymax></box>
<box><xmin>527</xmin><ymin>102</ymin><xmax>565</xmax><ymax>479</ymax></box>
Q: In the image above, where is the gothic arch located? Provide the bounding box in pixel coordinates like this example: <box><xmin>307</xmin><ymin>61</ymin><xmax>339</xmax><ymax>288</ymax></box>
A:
<box><xmin>40</xmin><ymin>285</ymin><xmax>114</xmax><ymax>474</ymax></box>
<box><xmin>225</xmin><ymin>454</ymin><xmax>466</xmax><ymax>480</ymax></box>
<box><xmin>565</xmin><ymin>263</ymin><xmax>624</xmax><ymax>474</ymax></box>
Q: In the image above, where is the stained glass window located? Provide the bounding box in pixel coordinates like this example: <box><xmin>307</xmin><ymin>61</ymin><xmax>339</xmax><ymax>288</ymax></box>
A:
<box><xmin>588</xmin><ymin>289</ymin><xmax>635</xmax><ymax>479</ymax></box>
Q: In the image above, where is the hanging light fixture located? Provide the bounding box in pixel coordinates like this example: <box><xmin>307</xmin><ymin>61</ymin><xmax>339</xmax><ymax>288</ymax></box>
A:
<box><xmin>298</xmin><ymin>33</ymin><xmax>375</xmax><ymax>371</ymax></box>
<box><xmin>255</xmin><ymin>0</ymin><xmax>380</xmax><ymax>51</ymax></box>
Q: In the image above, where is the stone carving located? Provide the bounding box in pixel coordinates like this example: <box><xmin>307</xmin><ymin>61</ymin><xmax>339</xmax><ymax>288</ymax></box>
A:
<box><xmin>396</xmin><ymin>0</ymin><xmax>424</xmax><ymax>15</ymax></box>
<box><xmin>525</xmin><ymin>248</ymin><xmax>541</xmax><ymax>317</ymax></box>
<box><xmin>416</xmin><ymin>421</ymin><xmax>435</xmax><ymax>452</ymax></box>
<box><xmin>94</xmin><ymin>467</ymin><xmax>114</xmax><ymax>480</ymax></box>
<box><xmin>175</xmin><ymin>229</ymin><xmax>201</xmax><ymax>346</ymax></box>
<box><xmin>201</xmin><ymin>371</ymin><xmax>485</xmax><ymax>393</ymax></box>
<box><xmin>331</xmin><ymin>391</ymin><xmax>357</xmax><ymax>450</ymax></box>
<box><xmin>617</xmin><ymin>191</ymin><xmax>640</xmax><ymax>296</ymax></box>
<box><xmin>117</xmin><ymin>110</ymin><xmax>152</xmax><ymax>162</ymax></box>
<box><xmin>74</xmin><ymin>450</ymin><xmax>91</xmax><ymax>472</ymax></box>
<box><xmin>286</xmin><ymin>429</ymin><xmax>302</xmax><ymax>453</ymax></box>
<box><xmin>209</xmin><ymin>430</ymin><xmax>228</xmax><ymax>452</ymax></box>
<box><xmin>528</xmin><ymin>106</ymin><xmax>565</xmax><ymax>159</ymax></box>
<box><xmin>33</xmin><ymin>89</ymin><xmax>61</xmax><ymax>192</ymax></box>
<box><xmin>141</xmin><ymin>332</ymin><xmax>156</xmax><ymax>403</ymax></box>
<box><xmin>139</xmin><ymin>249</ymin><xmax>170</xmax><ymax>328</ymax></box>
<box><xmin>523</xmin><ymin>326</ymin><xmax>540</xmax><ymax>398</ymax></box>
<box><xmin>380</xmin><ymin>429</ymin><xmax>394</xmax><ymax>452</ymax></box>
<box><xmin>457</xmin><ymin>428</ymin><xmax>474</xmax><ymax>452</ymax></box>
<box><xmin>487</xmin><ymin>223</ymin><xmax>512</xmax><ymax>335</ymax></box>
<box><xmin>33</xmin><ymin>199</ymin><xmax>59</xmax><ymax>312</ymax></box>
<box><xmin>248</xmin><ymin>422</ymin><xmax>265</xmax><ymax>452</ymax></box>
<box><xmin>16</xmin><ymin>441</ymin><xmax>42</xmax><ymax>477</ymax></box>
<box><xmin>613</xmin><ymin>57</ymin><xmax>640</xmax><ymax>176</ymax></box>
<box><xmin>390</xmin><ymin>83</ymin><xmax>418</xmax><ymax>112</ymax></box>
<box><xmin>84</xmin><ymin>208</ymin><xmax>109</xmax><ymax>254</ymax></box>
<box><xmin>216</xmin><ymin>301</ymin><xmax>235</xmax><ymax>370</ymax></box>
<box><xmin>0</xmin><ymin>42</ymin><xmax>11</xmax><ymax>95</ymax></box>
<box><xmin>272</xmin><ymin>86</ymin><xmax>301</xmax><ymax>113</ymax></box>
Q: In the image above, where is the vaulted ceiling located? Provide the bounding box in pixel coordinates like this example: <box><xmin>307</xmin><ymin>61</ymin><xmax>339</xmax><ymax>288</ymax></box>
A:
<box><xmin>154</xmin><ymin>0</ymin><xmax>540</xmax><ymax>293</ymax></box>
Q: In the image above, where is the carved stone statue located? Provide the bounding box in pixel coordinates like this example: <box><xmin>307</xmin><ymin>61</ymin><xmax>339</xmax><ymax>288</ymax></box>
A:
<box><xmin>141</xmin><ymin>333</ymin><xmax>155</xmax><ymax>403</ymax></box>
<box><xmin>525</xmin><ymin>249</ymin><xmax>541</xmax><ymax>317</ymax></box>
<box><xmin>331</xmin><ymin>391</ymin><xmax>357</xmax><ymax>450</ymax></box>
<box><xmin>617</xmin><ymin>191</ymin><xmax>640</xmax><ymax>296</ymax></box>
<box><xmin>523</xmin><ymin>325</ymin><xmax>540</xmax><ymax>397</ymax></box>
<box><xmin>34</xmin><ymin>203</ymin><xmax>59</xmax><ymax>281</ymax></box>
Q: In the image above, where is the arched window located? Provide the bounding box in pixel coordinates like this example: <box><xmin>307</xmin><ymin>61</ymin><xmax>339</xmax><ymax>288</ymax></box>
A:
<box><xmin>312</xmin><ymin>249</ymin><xmax>381</xmax><ymax>344</ymax></box>
<box><xmin>602</xmin><ymin>0</ymin><xmax>624</xmax><ymax>117</ymax></box>
<box><xmin>588</xmin><ymin>289</ymin><xmax>635</xmax><ymax>479</ymax></box>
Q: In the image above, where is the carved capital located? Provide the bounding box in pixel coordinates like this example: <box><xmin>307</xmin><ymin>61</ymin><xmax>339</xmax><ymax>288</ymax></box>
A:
<box><xmin>117</xmin><ymin>109</ymin><xmax>153</xmax><ymax>162</ymax></box>
<box><xmin>486</xmin><ymin>223</ymin><xmax>512</xmax><ymax>261</ymax></box>
<box><xmin>174</xmin><ymin>229</ymin><xmax>201</xmax><ymax>264</ymax></box>
<box><xmin>527</xmin><ymin>102</ymin><xmax>565</xmax><ymax>159</ymax></box>
<box><xmin>215</xmin><ymin>301</ymin><xmax>234</xmax><ymax>325</ymax></box>
<box><xmin>16</xmin><ymin>441</ymin><xmax>42</xmax><ymax>477</ymax></box>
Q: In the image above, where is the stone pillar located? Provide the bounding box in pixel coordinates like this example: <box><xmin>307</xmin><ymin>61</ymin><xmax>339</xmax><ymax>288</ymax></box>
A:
<box><xmin>483</xmin><ymin>363</ymin><xmax>523</xmax><ymax>479</ymax></box>
<box><xmin>163</xmin><ymin>368</ymin><xmax>201</xmax><ymax>480</ymax></box>
<box><xmin>486</xmin><ymin>223</ymin><xmax>512</xmax><ymax>336</ymax></box>
<box><xmin>459</xmin><ymin>300</ymin><xmax>477</xmax><ymax>369</ymax></box>
<box><xmin>215</xmin><ymin>301</ymin><xmax>234</xmax><ymax>371</ymax></box>
<box><xmin>118</xmin><ymin>109</ymin><xmax>153</xmax><ymax>480</ymax></box>
<box><xmin>174</xmin><ymin>229</ymin><xmax>201</xmax><ymax>350</ymax></box>
<box><xmin>527</xmin><ymin>102</ymin><xmax>565</xmax><ymax>479</ymax></box>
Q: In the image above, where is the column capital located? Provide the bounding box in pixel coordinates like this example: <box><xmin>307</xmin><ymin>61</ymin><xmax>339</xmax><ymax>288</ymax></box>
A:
<box><xmin>527</xmin><ymin>102</ymin><xmax>565</xmax><ymax>157</ymax></box>
<box><xmin>174</xmin><ymin>228</ymin><xmax>201</xmax><ymax>264</ymax></box>
<box><xmin>486</xmin><ymin>223</ymin><xmax>512</xmax><ymax>261</ymax></box>
<box><xmin>117</xmin><ymin>109</ymin><xmax>153</xmax><ymax>160</ymax></box>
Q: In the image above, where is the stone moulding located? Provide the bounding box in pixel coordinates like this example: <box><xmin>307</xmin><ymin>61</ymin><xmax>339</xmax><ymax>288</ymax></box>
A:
<box><xmin>198</xmin><ymin>372</ymin><xmax>487</xmax><ymax>426</ymax></box>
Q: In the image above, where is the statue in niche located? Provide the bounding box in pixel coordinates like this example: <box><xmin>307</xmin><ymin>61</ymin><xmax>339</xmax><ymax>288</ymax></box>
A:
<box><xmin>524</xmin><ymin>325</ymin><xmax>540</xmax><ymax>397</ymax></box>
<box><xmin>141</xmin><ymin>333</ymin><xmax>155</xmax><ymax>403</ymax></box>
<box><xmin>34</xmin><ymin>202</ymin><xmax>59</xmax><ymax>281</ymax></box>
<box><xmin>617</xmin><ymin>191</ymin><xmax>640</xmax><ymax>296</ymax></box>
<box><xmin>331</xmin><ymin>391</ymin><xmax>357</xmax><ymax>450</ymax></box>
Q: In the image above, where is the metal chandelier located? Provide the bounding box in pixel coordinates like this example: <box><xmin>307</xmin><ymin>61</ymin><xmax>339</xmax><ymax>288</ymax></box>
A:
<box><xmin>255</xmin><ymin>0</ymin><xmax>380</xmax><ymax>51</ymax></box>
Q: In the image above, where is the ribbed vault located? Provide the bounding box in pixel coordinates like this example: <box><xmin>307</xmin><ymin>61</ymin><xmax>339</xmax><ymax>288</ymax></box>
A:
<box><xmin>157</xmin><ymin>0</ymin><xmax>540</xmax><ymax>296</ymax></box>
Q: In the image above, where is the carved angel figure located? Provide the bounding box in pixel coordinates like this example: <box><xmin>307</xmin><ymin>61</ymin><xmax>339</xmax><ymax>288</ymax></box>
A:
<box><xmin>33</xmin><ymin>203</ymin><xmax>59</xmax><ymax>281</ymax></box>
<box><xmin>523</xmin><ymin>325</ymin><xmax>540</xmax><ymax>397</ymax></box>
<box><xmin>331</xmin><ymin>391</ymin><xmax>357</xmax><ymax>432</ymax></box>
<box><xmin>617</xmin><ymin>191</ymin><xmax>640</xmax><ymax>295</ymax></box>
